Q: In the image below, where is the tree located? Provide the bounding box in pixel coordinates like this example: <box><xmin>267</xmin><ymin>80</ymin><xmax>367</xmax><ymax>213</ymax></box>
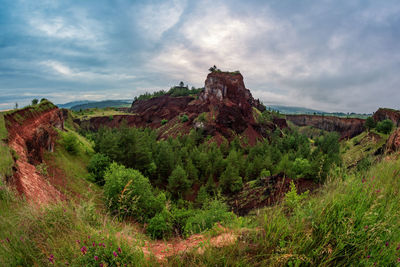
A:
<box><xmin>15</xmin><ymin>102</ymin><xmax>18</xmax><ymax>109</ymax></box>
<box><xmin>376</xmin><ymin>119</ymin><xmax>394</xmax><ymax>134</ymax></box>
<box><xmin>168</xmin><ymin>165</ymin><xmax>191</xmax><ymax>198</ymax></box>
<box><xmin>87</xmin><ymin>153</ymin><xmax>111</xmax><ymax>185</ymax></box>
<box><xmin>32</xmin><ymin>98</ymin><xmax>39</xmax><ymax>105</ymax></box>
<box><xmin>365</xmin><ymin>117</ymin><xmax>376</xmax><ymax>131</ymax></box>
<box><xmin>179</xmin><ymin>81</ymin><xmax>184</xmax><ymax>87</ymax></box>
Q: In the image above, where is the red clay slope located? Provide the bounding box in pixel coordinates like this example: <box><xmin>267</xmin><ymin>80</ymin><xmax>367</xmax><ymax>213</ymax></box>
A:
<box><xmin>5</xmin><ymin>106</ymin><xmax>65</xmax><ymax>204</ymax></box>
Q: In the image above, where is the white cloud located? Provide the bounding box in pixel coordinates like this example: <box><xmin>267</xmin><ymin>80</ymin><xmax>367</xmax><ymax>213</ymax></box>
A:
<box><xmin>136</xmin><ymin>0</ymin><xmax>186</xmax><ymax>41</ymax></box>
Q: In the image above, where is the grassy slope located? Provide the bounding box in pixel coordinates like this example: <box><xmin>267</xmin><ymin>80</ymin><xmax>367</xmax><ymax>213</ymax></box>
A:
<box><xmin>0</xmin><ymin>122</ymin><xmax>155</xmax><ymax>266</ymax></box>
<box><xmin>341</xmin><ymin>130</ymin><xmax>389</xmax><ymax>168</ymax></box>
<box><xmin>73</xmin><ymin>108</ymin><xmax>131</xmax><ymax>120</ymax></box>
<box><xmin>169</xmin><ymin>156</ymin><xmax>400</xmax><ymax>266</ymax></box>
<box><xmin>0</xmin><ymin>112</ymin><xmax>13</xmax><ymax>179</ymax></box>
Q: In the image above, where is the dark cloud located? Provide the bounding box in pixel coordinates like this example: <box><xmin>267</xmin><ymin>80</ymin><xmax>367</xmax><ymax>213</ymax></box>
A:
<box><xmin>0</xmin><ymin>0</ymin><xmax>399</xmax><ymax>112</ymax></box>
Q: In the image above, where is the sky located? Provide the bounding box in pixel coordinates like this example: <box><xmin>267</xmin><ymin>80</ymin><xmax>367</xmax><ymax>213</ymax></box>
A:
<box><xmin>0</xmin><ymin>0</ymin><xmax>399</xmax><ymax>113</ymax></box>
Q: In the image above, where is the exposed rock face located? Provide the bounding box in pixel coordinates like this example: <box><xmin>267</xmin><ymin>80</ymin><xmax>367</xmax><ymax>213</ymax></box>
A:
<box><xmin>286</xmin><ymin>114</ymin><xmax>365</xmax><ymax>139</ymax></box>
<box><xmin>5</xmin><ymin>107</ymin><xmax>65</xmax><ymax>204</ymax></box>
<box><xmin>386</xmin><ymin>127</ymin><xmax>400</xmax><ymax>153</ymax></box>
<box><xmin>79</xmin><ymin>71</ymin><xmax>273</xmax><ymax>144</ymax></box>
<box><xmin>373</xmin><ymin>108</ymin><xmax>400</xmax><ymax>127</ymax></box>
<box><xmin>228</xmin><ymin>173</ymin><xmax>318</xmax><ymax>216</ymax></box>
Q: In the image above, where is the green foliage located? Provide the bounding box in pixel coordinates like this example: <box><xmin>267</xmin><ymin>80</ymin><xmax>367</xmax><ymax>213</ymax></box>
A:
<box><xmin>180</xmin><ymin>114</ymin><xmax>189</xmax><ymax>123</ymax></box>
<box><xmin>31</xmin><ymin>98</ymin><xmax>39</xmax><ymax>105</ymax></box>
<box><xmin>284</xmin><ymin>181</ymin><xmax>309</xmax><ymax>211</ymax></box>
<box><xmin>87</xmin><ymin>153</ymin><xmax>111</xmax><ymax>185</ymax></box>
<box><xmin>161</xmin><ymin>119</ymin><xmax>168</xmax><ymax>125</ymax></box>
<box><xmin>364</xmin><ymin>116</ymin><xmax>376</xmax><ymax>130</ymax></box>
<box><xmin>168</xmin><ymin>165</ymin><xmax>191</xmax><ymax>198</ymax></box>
<box><xmin>183</xmin><ymin>199</ymin><xmax>235</xmax><ymax>236</ymax></box>
<box><xmin>35</xmin><ymin>163</ymin><xmax>48</xmax><ymax>176</ymax></box>
<box><xmin>376</xmin><ymin>119</ymin><xmax>394</xmax><ymax>134</ymax></box>
<box><xmin>103</xmin><ymin>163</ymin><xmax>164</xmax><ymax>222</ymax></box>
<box><xmin>62</xmin><ymin>132</ymin><xmax>80</xmax><ymax>155</ymax></box>
<box><xmin>147</xmin><ymin>209</ymin><xmax>174</xmax><ymax>239</ymax></box>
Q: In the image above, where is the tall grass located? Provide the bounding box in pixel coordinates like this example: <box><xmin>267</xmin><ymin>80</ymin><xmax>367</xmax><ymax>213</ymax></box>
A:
<box><xmin>169</xmin><ymin>157</ymin><xmax>400</xmax><ymax>266</ymax></box>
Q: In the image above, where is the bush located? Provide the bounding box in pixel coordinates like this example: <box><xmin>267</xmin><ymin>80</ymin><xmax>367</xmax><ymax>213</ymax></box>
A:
<box><xmin>284</xmin><ymin>181</ymin><xmax>309</xmax><ymax>212</ymax></box>
<box><xmin>147</xmin><ymin>209</ymin><xmax>174</xmax><ymax>239</ymax></box>
<box><xmin>376</xmin><ymin>119</ymin><xmax>394</xmax><ymax>134</ymax></box>
<box><xmin>87</xmin><ymin>153</ymin><xmax>111</xmax><ymax>185</ymax></box>
<box><xmin>103</xmin><ymin>163</ymin><xmax>164</xmax><ymax>222</ymax></box>
<box><xmin>183</xmin><ymin>199</ymin><xmax>235</xmax><ymax>236</ymax></box>
<box><xmin>63</xmin><ymin>132</ymin><xmax>79</xmax><ymax>155</ymax></box>
<box><xmin>180</xmin><ymin>114</ymin><xmax>189</xmax><ymax>123</ymax></box>
<box><xmin>161</xmin><ymin>119</ymin><xmax>168</xmax><ymax>125</ymax></box>
<box><xmin>31</xmin><ymin>98</ymin><xmax>38</xmax><ymax>105</ymax></box>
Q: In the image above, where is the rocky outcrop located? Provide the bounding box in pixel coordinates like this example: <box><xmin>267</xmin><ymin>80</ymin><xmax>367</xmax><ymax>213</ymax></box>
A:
<box><xmin>228</xmin><ymin>173</ymin><xmax>318</xmax><ymax>216</ymax></box>
<box><xmin>286</xmin><ymin>115</ymin><xmax>365</xmax><ymax>139</ymax></box>
<box><xmin>5</xmin><ymin>105</ymin><xmax>65</xmax><ymax>204</ymax></box>
<box><xmin>386</xmin><ymin>127</ymin><xmax>400</xmax><ymax>153</ymax></box>
<box><xmin>373</xmin><ymin>108</ymin><xmax>400</xmax><ymax>127</ymax></box>
<box><xmin>78</xmin><ymin>71</ymin><xmax>273</xmax><ymax>144</ymax></box>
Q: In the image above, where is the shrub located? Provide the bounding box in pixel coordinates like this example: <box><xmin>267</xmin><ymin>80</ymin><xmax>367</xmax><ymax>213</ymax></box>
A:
<box><xmin>87</xmin><ymin>153</ymin><xmax>111</xmax><ymax>185</ymax></box>
<box><xmin>63</xmin><ymin>132</ymin><xmax>79</xmax><ymax>155</ymax></box>
<box><xmin>184</xmin><ymin>199</ymin><xmax>235</xmax><ymax>236</ymax></box>
<box><xmin>284</xmin><ymin>181</ymin><xmax>309</xmax><ymax>212</ymax></box>
<box><xmin>36</xmin><ymin>163</ymin><xmax>48</xmax><ymax>176</ymax></box>
<box><xmin>161</xmin><ymin>119</ymin><xmax>168</xmax><ymax>125</ymax></box>
<box><xmin>180</xmin><ymin>114</ymin><xmax>189</xmax><ymax>123</ymax></box>
<box><xmin>103</xmin><ymin>163</ymin><xmax>164</xmax><ymax>222</ymax></box>
<box><xmin>31</xmin><ymin>98</ymin><xmax>38</xmax><ymax>105</ymax></box>
<box><xmin>376</xmin><ymin>119</ymin><xmax>394</xmax><ymax>134</ymax></box>
<box><xmin>147</xmin><ymin>209</ymin><xmax>174</xmax><ymax>239</ymax></box>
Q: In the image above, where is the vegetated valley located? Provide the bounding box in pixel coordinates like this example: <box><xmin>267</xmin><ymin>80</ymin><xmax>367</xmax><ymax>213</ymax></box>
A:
<box><xmin>1</xmin><ymin>69</ymin><xmax>400</xmax><ymax>266</ymax></box>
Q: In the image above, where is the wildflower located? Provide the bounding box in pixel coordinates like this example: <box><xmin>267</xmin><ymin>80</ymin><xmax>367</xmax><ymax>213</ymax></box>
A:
<box><xmin>6</xmin><ymin>237</ymin><xmax>10</xmax><ymax>243</ymax></box>
<box><xmin>48</xmin><ymin>254</ymin><xmax>54</xmax><ymax>264</ymax></box>
<box><xmin>397</xmin><ymin>244</ymin><xmax>400</xmax><ymax>250</ymax></box>
<box><xmin>94</xmin><ymin>256</ymin><xmax>99</xmax><ymax>261</ymax></box>
<box><xmin>76</xmin><ymin>240</ymin><xmax>80</xmax><ymax>245</ymax></box>
<box><xmin>364</xmin><ymin>225</ymin><xmax>368</xmax><ymax>230</ymax></box>
<box><xmin>375</xmin><ymin>189</ymin><xmax>381</xmax><ymax>193</ymax></box>
<box><xmin>397</xmin><ymin>258</ymin><xmax>400</xmax><ymax>263</ymax></box>
<box><xmin>99</xmin><ymin>263</ymin><xmax>104</xmax><ymax>267</ymax></box>
<box><xmin>385</xmin><ymin>242</ymin><xmax>389</xmax><ymax>247</ymax></box>
<box><xmin>118</xmin><ymin>247</ymin><xmax>122</xmax><ymax>253</ymax></box>
<box><xmin>113</xmin><ymin>251</ymin><xmax>118</xmax><ymax>257</ymax></box>
<box><xmin>88</xmin><ymin>235</ymin><xmax>91</xmax><ymax>239</ymax></box>
<box><xmin>81</xmin><ymin>246</ymin><xmax>87</xmax><ymax>255</ymax></box>
<box><xmin>367</xmin><ymin>255</ymin><xmax>370</xmax><ymax>259</ymax></box>
<box><xmin>93</xmin><ymin>242</ymin><xmax>96</xmax><ymax>247</ymax></box>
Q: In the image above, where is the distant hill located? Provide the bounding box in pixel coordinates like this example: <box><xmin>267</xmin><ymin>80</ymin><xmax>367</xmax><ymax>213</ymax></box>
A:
<box><xmin>267</xmin><ymin>105</ymin><xmax>324</xmax><ymax>114</ymax></box>
<box><xmin>70</xmin><ymin>100</ymin><xmax>132</xmax><ymax>111</ymax></box>
<box><xmin>266</xmin><ymin>105</ymin><xmax>370</xmax><ymax>118</ymax></box>
<box><xmin>57</xmin><ymin>100</ymin><xmax>95</xmax><ymax>109</ymax></box>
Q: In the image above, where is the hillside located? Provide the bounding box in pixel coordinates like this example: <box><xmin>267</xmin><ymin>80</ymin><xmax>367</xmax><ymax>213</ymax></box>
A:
<box><xmin>1</xmin><ymin>95</ymin><xmax>400</xmax><ymax>266</ymax></box>
<box><xmin>69</xmin><ymin>100</ymin><xmax>132</xmax><ymax>111</ymax></box>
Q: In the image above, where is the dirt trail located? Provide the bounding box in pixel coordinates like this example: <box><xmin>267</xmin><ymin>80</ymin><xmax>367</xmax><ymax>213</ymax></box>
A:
<box><xmin>6</xmin><ymin>108</ymin><xmax>64</xmax><ymax>205</ymax></box>
<box><xmin>117</xmin><ymin>226</ymin><xmax>237</xmax><ymax>263</ymax></box>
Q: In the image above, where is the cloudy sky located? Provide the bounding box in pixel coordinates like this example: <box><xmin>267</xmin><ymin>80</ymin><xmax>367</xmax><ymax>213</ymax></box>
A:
<box><xmin>1</xmin><ymin>0</ymin><xmax>399</xmax><ymax>112</ymax></box>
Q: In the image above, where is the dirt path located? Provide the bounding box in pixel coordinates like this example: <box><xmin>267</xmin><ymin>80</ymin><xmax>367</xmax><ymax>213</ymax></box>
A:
<box><xmin>6</xmin><ymin>108</ymin><xmax>64</xmax><ymax>205</ymax></box>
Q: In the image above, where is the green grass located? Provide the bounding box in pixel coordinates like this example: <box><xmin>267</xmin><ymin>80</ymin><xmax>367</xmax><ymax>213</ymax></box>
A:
<box><xmin>0</xmin><ymin>113</ymin><xmax>13</xmax><ymax>179</ymax></box>
<box><xmin>73</xmin><ymin>107</ymin><xmax>130</xmax><ymax>120</ymax></box>
<box><xmin>168</xmin><ymin>157</ymin><xmax>400</xmax><ymax>266</ymax></box>
<box><xmin>341</xmin><ymin>130</ymin><xmax>389</xmax><ymax>168</ymax></box>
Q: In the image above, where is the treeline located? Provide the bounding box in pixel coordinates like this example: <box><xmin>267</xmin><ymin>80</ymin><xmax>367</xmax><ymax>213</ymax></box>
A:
<box><xmin>84</xmin><ymin>126</ymin><xmax>340</xmax><ymax>238</ymax></box>
<box><xmin>133</xmin><ymin>82</ymin><xmax>203</xmax><ymax>102</ymax></box>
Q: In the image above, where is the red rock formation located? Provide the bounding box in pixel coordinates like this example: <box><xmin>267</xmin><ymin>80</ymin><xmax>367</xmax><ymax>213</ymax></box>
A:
<box><xmin>78</xmin><ymin>71</ymin><xmax>272</xmax><ymax>143</ymax></box>
<box><xmin>373</xmin><ymin>108</ymin><xmax>400</xmax><ymax>127</ymax></box>
<box><xmin>5</xmin><ymin>106</ymin><xmax>65</xmax><ymax>204</ymax></box>
<box><xmin>386</xmin><ymin>127</ymin><xmax>400</xmax><ymax>153</ymax></box>
<box><xmin>286</xmin><ymin>114</ymin><xmax>365</xmax><ymax>139</ymax></box>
